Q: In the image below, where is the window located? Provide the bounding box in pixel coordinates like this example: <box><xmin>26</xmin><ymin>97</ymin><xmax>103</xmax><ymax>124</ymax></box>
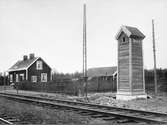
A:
<box><xmin>20</xmin><ymin>74</ymin><xmax>24</xmax><ymax>81</ymax></box>
<box><xmin>41</xmin><ymin>73</ymin><xmax>47</xmax><ymax>82</ymax></box>
<box><xmin>10</xmin><ymin>74</ymin><xmax>13</xmax><ymax>82</ymax></box>
<box><xmin>16</xmin><ymin>74</ymin><xmax>19</xmax><ymax>82</ymax></box>
<box><xmin>31</xmin><ymin>76</ymin><xmax>37</xmax><ymax>82</ymax></box>
<box><xmin>36</xmin><ymin>61</ymin><xmax>43</xmax><ymax>70</ymax></box>
<box><xmin>122</xmin><ymin>37</ymin><xmax>126</xmax><ymax>42</ymax></box>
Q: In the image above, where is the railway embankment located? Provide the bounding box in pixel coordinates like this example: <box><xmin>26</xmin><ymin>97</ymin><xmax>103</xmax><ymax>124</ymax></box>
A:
<box><xmin>2</xmin><ymin>89</ymin><xmax>167</xmax><ymax>114</ymax></box>
<box><xmin>0</xmin><ymin>97</ymin><xmax>93</xmax><ymax>124</ymax></box>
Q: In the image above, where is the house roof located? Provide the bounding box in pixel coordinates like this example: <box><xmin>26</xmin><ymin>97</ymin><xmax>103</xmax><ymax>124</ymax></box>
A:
<box><xmin>87</xmin><ymin>66</ymin><xmax>117</xmax><ymax>77</ymax></box>
<box><xmin>8</xmin><ymin>57</ymin><xmax>39</xmax><ymax>72</ymax></box>
<box><xmin>116</xmin><ymin>25</ymin><xmax>145</xmax><ymax>40</ymax></box>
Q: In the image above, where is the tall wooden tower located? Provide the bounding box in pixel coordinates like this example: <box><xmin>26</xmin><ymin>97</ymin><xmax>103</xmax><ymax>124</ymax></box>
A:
<box><xmin>115</xmin><ymin>26</ymin><xmax>147</xmax><ymax>100</ymax></box>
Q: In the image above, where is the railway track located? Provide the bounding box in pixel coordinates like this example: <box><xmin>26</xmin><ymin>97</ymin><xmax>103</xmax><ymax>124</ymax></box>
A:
<box><xmin>0</xmin><ymin>92</ymin><xmax>167</xmax><ymax>124</ymax></box>
<box><xmin>0</xmin><ymin>117</ymin><xmax>13</xmax><ymax>124</ymax></box>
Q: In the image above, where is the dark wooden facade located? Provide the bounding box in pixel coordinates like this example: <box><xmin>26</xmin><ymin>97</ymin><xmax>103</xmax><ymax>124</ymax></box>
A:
<box><xmin>27</xmin><ymin>58</ymin><xmax>51</xmax><ymax>82</ymax></box>
<box><xmin>8</xmin><ymin>54</ymin><xmax>51</xmax><ymax>83</ymax></box>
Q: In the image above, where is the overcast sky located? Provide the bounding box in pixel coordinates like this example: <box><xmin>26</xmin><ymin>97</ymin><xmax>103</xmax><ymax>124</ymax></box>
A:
<box><xmin>0</xmin><ymin>0</ymin><xmax>167</xmax><ymax>73</ymax></box>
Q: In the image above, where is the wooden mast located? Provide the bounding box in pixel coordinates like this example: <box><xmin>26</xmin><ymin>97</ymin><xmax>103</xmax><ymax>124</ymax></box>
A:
<box><xmin>152</xmin><ymin>19</ymin><xmax>158</xmax><ymax>95</ymax></box>
<box><xmin>83</xmin><ymin>4</ymin><xmax>88</xmax><ymax>99</ymax></box>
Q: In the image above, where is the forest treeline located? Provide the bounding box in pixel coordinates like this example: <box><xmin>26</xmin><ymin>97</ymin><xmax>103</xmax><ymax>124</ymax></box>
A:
<box><xmin>0</xmin><ymin>68</ymin><xmax>167</xmax><ymax>85</ymax></box>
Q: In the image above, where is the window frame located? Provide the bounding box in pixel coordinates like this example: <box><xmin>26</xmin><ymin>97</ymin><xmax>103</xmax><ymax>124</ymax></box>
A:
<box><xmin>10</xmin><ymin>74</ymin><xmax>13</xmax><ymax>82</ymax></box>
<box><xmin>41</xmin><ymin>73</ymin><xmax>47</xmax><ymax>82</ymax></box>
<box><xmin>36</xmin><ymin>61</ymin><xmax>43</xmax><ymax>70</ymax></box>
<box><xmin>31</xmin><ymin>76</ymin><xmax>37</xmax><ymax>83</ymax></box>
<box><xmin>20</xmin><ymin>74</ymin><xmax>24</xmax><ymax>81</ymax></box>
<box><xmin>122</xmin><ymin>37</ymin><xmax>126</xmax><ymax>42</ymax></box>
<box><xmin>16</xmin><ymin>74</ymin><xmax>19</xmax><ymax>82</ymax></box>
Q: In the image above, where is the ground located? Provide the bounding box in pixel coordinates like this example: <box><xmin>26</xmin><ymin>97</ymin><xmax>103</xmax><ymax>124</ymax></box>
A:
<box><xmin>0</xmin><ymin>97</ymin><xmax>92</xmax><ymax>124</ymax></box>
<box><xmin>0</xmin><ymin>87</ymin><xmax>167</xmax><ymax>124</ymax></box>
<box><xmin>87</xmin><ymin>92</ymin><xmax>167</xmax><ymax>113</ymax></box>
<box><xmin>0</xmin><ymin>97</ymin><xmax>149</xmax><ymax>125</ymax></box>
<box><xmin>2</xmin><ymin>89</ymin><xmax>167</xmax><ymax>113</ymax></box>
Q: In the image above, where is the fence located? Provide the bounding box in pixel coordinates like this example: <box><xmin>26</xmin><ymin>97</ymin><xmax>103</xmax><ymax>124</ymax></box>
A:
<box><xmin>13</xmin><ymin>76</ymin><xmax>116</xmax><ymax>95</ymax></box>
<box><xmin>6</xmin><ymin>74</ymin><xmax>167</xmax><ymax>95</ymax></box>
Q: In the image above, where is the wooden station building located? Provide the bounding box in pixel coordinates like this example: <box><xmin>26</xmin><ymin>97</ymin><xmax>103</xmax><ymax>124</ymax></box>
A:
<box><xmin>8</xmin><ymin>54</ymin><xmax>51</xmax><ymax>83</ymax></box>
<box><xmin>116</xmin><ymin>26</ymin><xmax>147</xmax><ymax>100</ymax></box>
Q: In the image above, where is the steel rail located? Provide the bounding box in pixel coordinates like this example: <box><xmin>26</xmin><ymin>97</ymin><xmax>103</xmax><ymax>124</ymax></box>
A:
<box><xmin>0</xmin><ymin>92</ymin><xmax>166</xmax><ymax>116</ymax></box>
<box><xmin>0</xmin><ymin>118</ymin><xmax>13</xmax><ymax>125</ymax></box>
<box><xmin>0</xmin><ymin>92</ymin><xmax>167</xmax><ymax>124</ymax></box>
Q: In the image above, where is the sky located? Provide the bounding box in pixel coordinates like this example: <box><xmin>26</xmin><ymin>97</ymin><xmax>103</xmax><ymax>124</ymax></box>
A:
<box><xmin>0</xmin><ymin>0</ymin><xmax>167</xmax><ymax>73</ymax></box>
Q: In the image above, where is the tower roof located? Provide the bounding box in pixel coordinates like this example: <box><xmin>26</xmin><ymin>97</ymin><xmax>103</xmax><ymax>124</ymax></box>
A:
<box><xmin>116</xmin><ymin>25</ymin><xmax>145</xmax><ymax>40</ymax></box>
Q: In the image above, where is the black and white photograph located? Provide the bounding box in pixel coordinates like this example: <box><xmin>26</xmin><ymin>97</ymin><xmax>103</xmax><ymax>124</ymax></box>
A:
<box><xmin>0</xmin><ymin>0</ymin><xmax>167</xmax><ymax>124</ymax></box>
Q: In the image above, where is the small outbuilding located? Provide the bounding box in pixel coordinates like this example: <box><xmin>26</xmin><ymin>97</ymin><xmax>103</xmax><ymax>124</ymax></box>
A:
<box><xmin>87</xmin><ymin>66</ymin><xmax>117</xmax><ymax>79</ymax></box>
<box><xmin>87</xmin><ymin>66</ymin><xmax>117</xmax><ymax>92</ymax></box>
<box><xmin>8</xmin><ymin>54</ymin><xmax>51</xmax><ymax>83</ymax></box>
<box><xmin>115</xmin><ymin>25</ymin><xmax>146</xmax><ymax>100</ymax></box>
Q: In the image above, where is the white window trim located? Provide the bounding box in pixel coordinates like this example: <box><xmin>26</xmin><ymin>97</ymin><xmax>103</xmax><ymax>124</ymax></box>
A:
<box><xmin>31</xmin><ymin>76</ymin><xmax>37</xmax><ymax>83</ymax></box>
<box><xmin>20</xmin><ymin>74</ymin><xmax>24</xmax><ymax>81</ymax></box>
<box><xmin>41</xmin><ymin>73</ymin><xmax>47</xmax><ymax>82</ymax></box>
<box><xmin>36</xmin><ymin>61</ymin><xmax>43</xmax><ymax>70</ymax></box>
<box><xmin>10</xmin><ymin>74</ymin><xmax>13</xmax><ymax>82</ymax></box>
<box><xmin>16</xmin><ymin>74</ymin><xmax>19</xmax><ymax>82</ymax></box>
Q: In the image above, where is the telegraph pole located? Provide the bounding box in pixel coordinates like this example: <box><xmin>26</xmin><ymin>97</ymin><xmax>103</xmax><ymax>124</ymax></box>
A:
<box><xmin>152</xmin><ymin>19</ymin><xmax>158</xmax><ymax>95</ymax></box>
<box><xmin>83</xmin><ymin>4</ymin><xmax>88</xmax><ymax>100</ymax></box>
<box><xmin>3</xmin><ymin>72</ymin><xmax>6</xmax><ymax>91</ymax></box>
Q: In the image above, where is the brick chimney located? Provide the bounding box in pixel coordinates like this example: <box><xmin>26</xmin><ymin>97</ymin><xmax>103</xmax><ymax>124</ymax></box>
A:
<box><xmin>29</xmin><ymin>53</ymin><xmax>35</xmax><ymax>59</ymax></box>
<box><xmin>23</xmin><ymin>55</ymin><xmax>28</xmax><ymax>61</ymax></box>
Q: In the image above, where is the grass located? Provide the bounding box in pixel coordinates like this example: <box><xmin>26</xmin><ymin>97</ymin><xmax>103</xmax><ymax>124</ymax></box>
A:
<box><xmin>0</xmin><ymin>97</ymin><xmax>152</xmax><ymax>125</ymax></box>
<box><xmin>0</xmin><ymin>97</ymin><xmax>91</xmax><ymax>124</ymax></box>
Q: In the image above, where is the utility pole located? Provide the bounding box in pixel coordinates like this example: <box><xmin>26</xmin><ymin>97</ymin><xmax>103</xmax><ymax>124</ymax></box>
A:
<box><xmin>152</xmin><ymin>19</ymin><xmax>158</xmax><ymax>95</ymax></box>
<box><xmin>3</xmin><ymin>72</ymin><xmax>6</xmax><ymax>91</ymax></box>
<box><xmin>83</xmin><ymin>4</ymin><xmax>88</xmax><ymax>100</ymax></box>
